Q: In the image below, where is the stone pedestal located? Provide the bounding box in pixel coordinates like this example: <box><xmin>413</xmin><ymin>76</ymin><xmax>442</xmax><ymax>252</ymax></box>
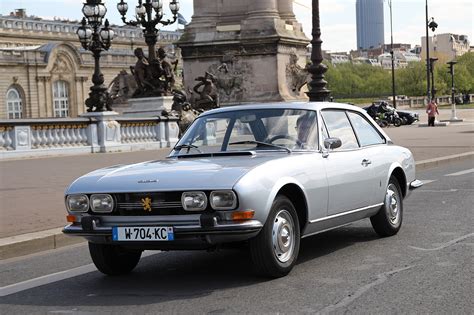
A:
<box><xmin>81</xmin><ymin>111</ymin><xmax>121</xmax><ymax>153</ymax></box>
<box><xmin>123</xmin><ymin>96</ymin><xmax>173</xmax><ymax>117</ymax></box>
<box><xmin>178</xmin><ymin>0</ymin><xmax>309</xmax><ymax>105</ymax></box>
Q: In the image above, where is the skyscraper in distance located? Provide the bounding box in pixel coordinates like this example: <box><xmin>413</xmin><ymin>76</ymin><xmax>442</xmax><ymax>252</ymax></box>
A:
<box><xmin>356</xmin><ymin>0</ymin><xmax>385</xmax><ymax>50</ymax></box>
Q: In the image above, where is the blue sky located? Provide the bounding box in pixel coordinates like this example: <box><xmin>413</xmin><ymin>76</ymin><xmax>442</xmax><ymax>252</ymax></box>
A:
<box><xmin>1</xmin><ymin>0</ymin><xmax>472</xmax><ymax>52</ymax></box>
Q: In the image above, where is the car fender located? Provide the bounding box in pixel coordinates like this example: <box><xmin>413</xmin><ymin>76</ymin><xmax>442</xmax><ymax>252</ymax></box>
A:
<box><xmin>265</xmin><ymin>176</ymin><xmax>309</xmax><ymax>219</ymax></box>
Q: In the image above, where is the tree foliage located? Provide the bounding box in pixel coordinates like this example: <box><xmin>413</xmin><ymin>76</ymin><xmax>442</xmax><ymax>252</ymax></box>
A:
<box><xmin>324</xmin><ymin>52</ymin><xmax>473</xmax><ymax>98</ymax></box>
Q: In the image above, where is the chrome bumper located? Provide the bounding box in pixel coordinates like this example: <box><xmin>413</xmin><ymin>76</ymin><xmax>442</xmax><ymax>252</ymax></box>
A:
<box><xmin>63</xmin><ymin>215</ymin><xmax>263</xmax><ymax>249</ymax></box>
<box><xmin>409</xmin><ymin>179</ymin><xmax>423</xmax><ymax>189</ymax></box>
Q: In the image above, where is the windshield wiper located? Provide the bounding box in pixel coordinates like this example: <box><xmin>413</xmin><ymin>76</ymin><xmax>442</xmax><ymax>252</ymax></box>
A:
<box><xmin>229</xmin><ymin>141</ymin><xmax>292</xmax><ymax>153</ymax></box>
<box><xmin>173</xmin><ymin>144</ymin><xmax>202</xmax><ymax>154</ymax></box>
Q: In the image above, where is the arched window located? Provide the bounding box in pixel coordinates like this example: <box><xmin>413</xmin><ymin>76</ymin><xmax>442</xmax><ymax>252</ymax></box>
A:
<box><xmin>6</xmin><ymin>88</ymin><xmax>23</xmax><ymax>119</ymax></box>
<box><xmin>53</xmin><ymin>81</ymin><xmax>69</xmax><ymax>117</ymax></box>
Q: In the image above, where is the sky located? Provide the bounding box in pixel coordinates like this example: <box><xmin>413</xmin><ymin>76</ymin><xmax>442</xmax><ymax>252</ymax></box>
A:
<box><xmin>1</xmin><ymin>0</ymin><xmax>473</xmax><ymax>52</ymax></box>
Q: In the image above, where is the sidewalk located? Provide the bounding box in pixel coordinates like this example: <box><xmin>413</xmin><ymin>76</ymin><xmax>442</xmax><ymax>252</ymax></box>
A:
<box><xmin>1</xmin><ymin>109</ymin><xmax>473</xmax><ymax>259</ymax></box>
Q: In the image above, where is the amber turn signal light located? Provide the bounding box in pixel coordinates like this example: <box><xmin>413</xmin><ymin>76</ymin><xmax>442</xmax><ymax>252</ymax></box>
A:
<box><xmin>231</xmin><ymin>210</ymin><xmax>255</xmax><ymax>221</ymax></box>
<box><xmin>66</xmin><ymin>215</ymin><xmax>76</xmax><ymax>223</ymax></box>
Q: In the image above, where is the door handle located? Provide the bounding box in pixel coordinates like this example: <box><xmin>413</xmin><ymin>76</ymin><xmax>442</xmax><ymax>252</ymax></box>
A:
<box><xmin>361</xmin><ymin>159</ymin><xmax>372</xmax><ymax>166</ymax></box>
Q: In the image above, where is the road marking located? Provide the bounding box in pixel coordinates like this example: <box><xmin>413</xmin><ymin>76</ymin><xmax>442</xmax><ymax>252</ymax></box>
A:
<box><xmin>316</xmin><ymin>265</ymin><xmax>415</xmax><ymax>314</ymax></box>
<box><xmin>0</xmin><ymin>251</ymin><xmax>158</xmax><ymax>297</ymax></box>
<box><xmin>445</xmin><ymin>168</ymin><xmax>474</xmax><ymax>177</ymax></box>
<box><xmin>409</xmin><ymin>233</ymin><xmax>474</xmax><ymax>252</ymax></box>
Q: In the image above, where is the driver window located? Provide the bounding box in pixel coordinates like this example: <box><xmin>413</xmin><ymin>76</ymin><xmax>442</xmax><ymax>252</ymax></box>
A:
<box><xmin>321</xmin><ymin>110</ymin><xmax>359</xmax><ymax>150</ymax></box>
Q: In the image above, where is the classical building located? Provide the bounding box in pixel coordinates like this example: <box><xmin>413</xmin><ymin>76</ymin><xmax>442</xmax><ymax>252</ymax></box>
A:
<box><xmin>421</xmin><ymin>33</ymin><xmax>470</xmax><ymax>61</ymax></box>
<box><xmin>356</xmin><ymin>0</ymin><xmax>385</xmax><ymax>50</ymax></box>
<box><xmin>0</xmin><ymin>9</ymin><xmax>182</xmax><ymax>119</ymax></box>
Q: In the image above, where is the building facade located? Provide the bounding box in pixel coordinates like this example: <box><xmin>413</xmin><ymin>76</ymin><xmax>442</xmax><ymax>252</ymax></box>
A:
<box><xmin>356</xmin><ymin>0</ymin><xmax>385</xmax><ymax>50</ymax></box>
<box><xmin>421</xmin><ymin>33</ymin><xmax>470</xmax><ymax>61</ymax></box>
<box><xmin>0</xmin><ymin>10</ymin><xmax>182</xmax><ymax>119</ymax></box>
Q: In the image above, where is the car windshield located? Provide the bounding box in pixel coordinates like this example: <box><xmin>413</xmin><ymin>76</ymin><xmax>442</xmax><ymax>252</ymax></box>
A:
<box><xmin>170</xmin><ymin>108</ymin><xmax>319</xmax><ymax>156</ymax></box>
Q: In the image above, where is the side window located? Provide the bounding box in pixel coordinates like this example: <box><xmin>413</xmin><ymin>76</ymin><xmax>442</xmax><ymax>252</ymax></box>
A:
<box><xmin>347</xmin><ymin>111</ymin><xmax>385</xmax><ymax>147</ymax></box>
<box><xmin>321</xmin><ymin>110</ymin><xmax>359</xmax><ymax>150</ymax></box>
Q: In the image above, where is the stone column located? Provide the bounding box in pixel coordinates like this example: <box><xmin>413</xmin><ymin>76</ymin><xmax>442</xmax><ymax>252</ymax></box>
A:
<box><xmin>190</xmin><ymin>0</ymin><xmax>219</xmax><ymax>26</ymax></box>
<box><xmin>278</xmin><ymin>0</ymin><xmax>296</xmax><ymax>21</ymax></box>
<box><xmin>248</xmin><ymin>0</ymin><xmax>279</xmax><ymax>19</ymax></box>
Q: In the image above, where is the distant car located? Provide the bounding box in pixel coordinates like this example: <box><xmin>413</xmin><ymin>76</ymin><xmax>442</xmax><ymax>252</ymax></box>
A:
<box><xmin>63</xmin><ymin>102</ymin><xmax>422</xmax><ymax>278</ymax></box>
<box><xmin>364</xmin><ymin>102</ymin><xmax>419</xmax><ymax>125</ymax></box>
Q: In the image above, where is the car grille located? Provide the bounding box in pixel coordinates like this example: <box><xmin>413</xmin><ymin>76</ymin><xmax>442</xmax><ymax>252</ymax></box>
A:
<box><xmin>112</xmin><ymin>192</ymin><xmax>207</xmax><ymax>216</ymax></box>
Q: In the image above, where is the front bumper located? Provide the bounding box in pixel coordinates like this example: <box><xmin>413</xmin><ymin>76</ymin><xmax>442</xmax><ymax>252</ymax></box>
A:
<box><xmin>63</xmin><ymin>214</ymin><xmax>263</xmax><ymax>250</ymax></box>
<box><xmin>406</xmin><ymin>179</ymin><xmax>423</xmax><ymax>198</ymax></box>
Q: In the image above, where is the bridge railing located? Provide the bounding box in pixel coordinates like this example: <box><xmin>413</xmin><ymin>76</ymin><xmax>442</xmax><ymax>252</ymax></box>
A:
<box><xmin>0</xmin><ymin>113</ymin><xmax>179</xmax><ymax>159</ymax></box>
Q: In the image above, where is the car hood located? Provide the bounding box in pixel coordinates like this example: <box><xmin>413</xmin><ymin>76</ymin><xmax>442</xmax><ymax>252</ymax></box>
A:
<box><xmin>66</xmin><ymin>154</ymin><xmax>286</xmax><ymax>194</ymax></box>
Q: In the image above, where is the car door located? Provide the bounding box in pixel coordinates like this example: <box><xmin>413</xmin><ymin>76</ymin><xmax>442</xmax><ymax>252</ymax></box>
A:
<box><xmin>321</xmin><ymin>110</ymin><xmax>379</xmax><ymax>215</ymax></box>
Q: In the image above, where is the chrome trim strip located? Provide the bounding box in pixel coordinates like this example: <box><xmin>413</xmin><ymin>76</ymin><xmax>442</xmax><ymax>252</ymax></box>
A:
<box><xmin>309</xmin><ymin>203</ymin><xmax>383</xmax><ymax>224</ymax></box>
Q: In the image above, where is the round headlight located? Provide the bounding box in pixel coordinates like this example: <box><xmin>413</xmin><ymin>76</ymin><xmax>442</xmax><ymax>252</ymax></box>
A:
<box><xmin>66</xmin><ymin>194</ymin><xmax>89</xmax><ymax>213</ymax></box>
<box><xmin>90</xmin><ymin>194</ymin><xmax>114</xmax><ymax>213</ymax></box>
<box><xmin>181</xmin><ymin>191</ymin><xmax>207</xmax><ymax>211</ymax></box>
<box><xmin>210</xmin><ymin>191</ymin><xmax>237</xmax><ymax>210</ymax></box>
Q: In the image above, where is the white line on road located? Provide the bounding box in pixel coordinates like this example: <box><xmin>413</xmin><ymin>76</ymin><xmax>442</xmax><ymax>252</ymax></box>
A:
<box><xmin>0</xmin><ymin>251</ymin><xmax>158</xmax><ymax>297</ymax></box>
<box><xmin>0</xmin><ymin>264</ymin><xmax>96</xmax><ymax>297</ymax></box>
<box><xmin>409</xmin><ymin>233</ymin><xmax>474</xmax><ymax>252</ymax></box>
<box><xmin>445</xmin><ymin>168</ymin><xmax>474</xmax><ymax>177</ymax></box>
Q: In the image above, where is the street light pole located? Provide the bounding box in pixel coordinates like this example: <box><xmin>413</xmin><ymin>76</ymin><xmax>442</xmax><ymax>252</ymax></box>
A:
<box><xmin>425</xmin><ymin>0</ymin><xmax>437</xmax><ymax>103</ymax></box>
<box><xmin>447</xmin><ymin>60</ymin><xmax>459</xmax><ymax>121</ymax></box>
<box><xmin>306</xmin><ymin>0</ymin><xmax>331</xmax><ymax>102</ymax></box>
<box><xmin>389</xmin><ymin>0</ymin><xmax>396</xmax><ymax>109</ymax></box>
<box><xmin>77</xmin><ymin>0</ymin><xmax>115</xmax><ymax>112</ymax></box>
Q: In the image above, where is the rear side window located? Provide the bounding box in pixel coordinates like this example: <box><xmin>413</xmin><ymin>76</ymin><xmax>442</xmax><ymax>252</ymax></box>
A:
<box><xmin>321</xmin><ymin>110</ymin><xmax>359</xmax><ymax>150</ymax></box>
<box><xmin>347</xmin><ymin>112</ymin><xmax>385</xmax><ymax>147</ymax></box>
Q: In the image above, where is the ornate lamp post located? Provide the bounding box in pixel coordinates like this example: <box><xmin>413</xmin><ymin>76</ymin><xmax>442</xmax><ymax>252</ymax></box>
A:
<box><xmin>77</xmin><ymin>0</ymin><xmax>115</xmax><ymax>112</ymax></box>
<box><xmin>117</xmin><ymin>0</ymin><xmax>180</xmax><ymax>62</ymax></box>
<box><xmin>306</xmin><ymin>0</ymin><xmax>331</xmax><ymax>102</ymax></box>
<box><xmin>425</xmin><ymin>0</ymin><xmax>438</xmax><ymax>102</ymax></box>
<box><xmin>447</xmin><ymin>60</ymin><xmax>459</xmax><ymax>120</ymax></box>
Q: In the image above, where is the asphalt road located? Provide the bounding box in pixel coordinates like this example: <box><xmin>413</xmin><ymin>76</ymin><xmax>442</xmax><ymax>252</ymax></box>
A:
<box><xmin>1</xmin><ymin>159</ymin><xmax>473</xmax><ymax>314</ymax></box>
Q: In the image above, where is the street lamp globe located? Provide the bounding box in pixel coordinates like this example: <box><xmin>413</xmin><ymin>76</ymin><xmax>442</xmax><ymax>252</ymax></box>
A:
<box><xmin>82</xmin><ymin>0</ymin><xmax>107</xmax><ymax>25</ymax></box>
<box><xmin>77</xmin><ymin>18</ymin><xmax>93</xmax><ymax>48</ymax></box>
<box><xmin>169</xmin><ymin>0</ymin><xmax>180</xmax><ymax>14</ymax></box>
<box><xmin>135</xmin><ymin>4</ymin><xmax>146</xmax><ymax>18</ymax></box>
<box><xmin>152</xmin><ymin>0</ymin><xmax>162</xmax><ymax>10</ymax></box>
<box><xmin>117</xmin><ymin>0</ymin><xmax>129</xmax><ymax>16</ymax></box>
<box><xmin>428</xmin><ymin>17</ymin><xmax>438</xmax><ymax>32</ymax></box>
<box><xmin>100</xmin><ymin>20</ymin><xmax>115</xmax><ymax>45</ymax></box>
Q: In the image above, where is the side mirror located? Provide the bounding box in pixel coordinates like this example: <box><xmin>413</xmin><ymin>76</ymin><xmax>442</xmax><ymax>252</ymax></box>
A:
<box><xmin>324</xmin><ymin>137</ymin><xmax>342</xmax><ymax>150</ymax></box>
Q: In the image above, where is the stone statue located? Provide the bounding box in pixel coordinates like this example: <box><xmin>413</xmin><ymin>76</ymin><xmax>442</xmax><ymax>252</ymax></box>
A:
<box><xmin>157</xmin><ymin>47</ymin><xmax>176</xmax><ymax>92</ymax></box>
<box><xmin>163</xmin><ymin>89</ymin><xmax>200</xmax><ymax>136</ymax></box>
<box><xmin>286</xmin><ymin>52</ymin><xmax>310</xmax><ymax>93</ymax></box>
<box><xmin>191</xmin><ymin>71</ymin><xmax>219</xmax><ymax>110</ymax></box>
<box><xmin>108</xmin><ymin>70</ymin><xmax>137</xmax><ymax>103</ymax></box>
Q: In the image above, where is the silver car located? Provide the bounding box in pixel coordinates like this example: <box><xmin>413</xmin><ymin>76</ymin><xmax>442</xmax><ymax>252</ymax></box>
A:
<box><xmin>63</xmin><ymin>102</ymin><xmax>422</xmax><ymax>278</ymax></box>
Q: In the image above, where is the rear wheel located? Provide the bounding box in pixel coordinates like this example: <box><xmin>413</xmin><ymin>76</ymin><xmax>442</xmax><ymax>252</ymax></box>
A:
<box><xmin>249</xmin><ymin>196</ymin><xmax>300</xmax><ymax>278</ymax></box>
<box><xmin>89</xmin><ymin>242</ymin><xmax>142</xmax><ymax>276</ymax></box>
<box><xmin>370</xmin><ymin>176</ymin><xmax>403</xmax><ymax>237</ymax></box>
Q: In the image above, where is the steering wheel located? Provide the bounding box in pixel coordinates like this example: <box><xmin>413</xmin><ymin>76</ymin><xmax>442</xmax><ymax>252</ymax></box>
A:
<box><xmin>267</xmin><ymin>134</ymin><xmax>297</xmax><ymax>144</ymax></box>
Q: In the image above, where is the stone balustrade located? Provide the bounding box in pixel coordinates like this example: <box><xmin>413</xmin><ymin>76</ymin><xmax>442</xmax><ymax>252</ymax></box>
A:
<box><xmin>0</xmin><ymin>113</ymin><xmax>179</xmax><ymax>159</ymax></box>
<box><xmin>387</xmin><ymin>94</ymin><xmax>474</xmax><ymax>108</ymax></box>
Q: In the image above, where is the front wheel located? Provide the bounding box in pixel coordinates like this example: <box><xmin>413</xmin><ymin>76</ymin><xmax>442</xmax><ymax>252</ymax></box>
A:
<box><xmin>249</xmin><ymin>196</ymin><xmax>300</xmax><ymax>278</ymax></box>
<box><xmin>370</xmin><ymin>176</ymin><xmax>403</xmax><ymax>237</ymax></box>
<box><xmin>393</xmin><ymin>118</ymin><xmax>402</xmax><ymax>127</ymax></box>
<box><xmin>89</xmin><ymin>242</ymin><xmax>142</xmax><ymax>276</ymax></box>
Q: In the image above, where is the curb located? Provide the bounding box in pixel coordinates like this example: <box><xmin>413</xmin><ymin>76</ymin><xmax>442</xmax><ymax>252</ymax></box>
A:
<box><xmin>1</xmin><ymin>151</ymin><xmax>473</xmax><ymax>260</ymax></box>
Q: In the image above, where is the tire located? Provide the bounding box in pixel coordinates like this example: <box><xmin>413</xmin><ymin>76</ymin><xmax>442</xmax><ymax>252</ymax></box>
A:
<box><xmin>370</xmin><ymin>176</ymin><xmax>403</xmax><ymax>237</ymax></box>
<box><xmin>379</xmin><ymin>120</ymin><xmax>389</xmax><ymax>128</ymax></box>
<box><xmin>89</xmin><ymin>242</ymin><xmax>142</xmax><ymax>276</ymax></box>
<box><xmin>393</xmin><ymin>118</ymin><xmax>402</xmax><ymax>127</ymax></box>
<box><xmin>249</xmin><ymin>195</ymin><xmax>300</xmax><ymax>278</ymax></box>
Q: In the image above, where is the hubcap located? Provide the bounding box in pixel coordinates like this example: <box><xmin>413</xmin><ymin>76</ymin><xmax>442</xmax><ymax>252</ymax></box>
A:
<box><xmin>272</xmin><ymin>209</ymin><xmax>296</xmax><ymax>263</ymax></box>
<box><xmin>386</xmin><ymin>184</ymin><xmax>400</xmax><ymax>225</ymax></box>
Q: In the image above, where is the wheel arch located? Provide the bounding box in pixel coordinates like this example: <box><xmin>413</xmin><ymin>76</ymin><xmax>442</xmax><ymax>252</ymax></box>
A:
<box><xmin>275</xmin><ymin>183</ymin><xmax>308</xmax><ymax>233</ymax></box>
<box><xmin>390</xmin><ymin>166</ymin><xmax>407</xmax><ymax>197</ymax></box>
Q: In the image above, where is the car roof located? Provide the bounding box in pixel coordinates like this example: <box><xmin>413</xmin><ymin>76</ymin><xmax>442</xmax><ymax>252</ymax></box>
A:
<box><xmin>200</xmin><ymin>102</ymin><xmax>366</xmax><ymax>117</ymax></box>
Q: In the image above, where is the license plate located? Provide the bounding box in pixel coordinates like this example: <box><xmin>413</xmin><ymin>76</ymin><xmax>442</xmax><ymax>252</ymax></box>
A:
<box><xmin>112</xmin><ymin>227</ymin><xmax>174</xmax><ymax>241</ymax></box>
